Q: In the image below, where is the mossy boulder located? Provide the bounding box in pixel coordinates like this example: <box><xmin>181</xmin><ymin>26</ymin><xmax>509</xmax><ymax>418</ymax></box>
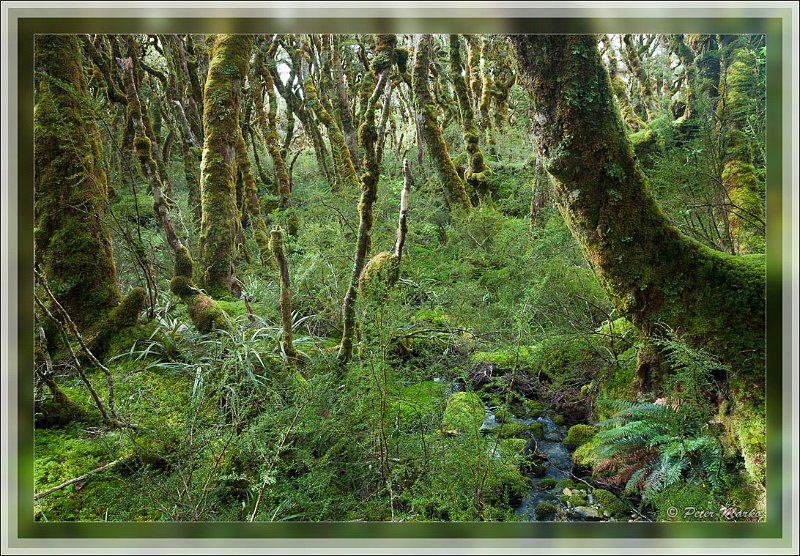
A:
<box><xmin>537</xmin><ymin>478</ymin><xmax>557</xmax><ymax>490</ymax></box>
<box><xmin>511</xmin><ymin>399</ymin><xmax>543</xmax><ymax>419</ymax></box>
<box><xmin>359</xmin><ymin>251</ymin><xmax>401</xmax><ymax>299</ymax></box>
<box><xmin>552</xmin><ymin>415</ymin><xmax>566</xmax><ymax>426</ymax></box>
<box><xmin>484</xmin><ymin>461</ymin><xmax>531</xmax><ymax>507</ymax></box>
<box><xmin>529</xmin><ymin>421</ymin><xmax>544</xmax><ymax>440</ymax></box>
<box><xmin>593</xmin><ymin>488</ymin><xmax>627</xmax><ymax>518</ymax></box>
<box><xmin>564</xmin><ymin>424</ymin><xmax>598</xmax><ymax>451</ymax></box>
<box><xmin>535</xmin><ymin>501</ymin><xmax>557</xmax><ymax>520</ymax></box>
<box><xmin>556</xmin><ymin>478</ymin><xmax>575</xmax><ymax>490</ymax></box>
<box><xmin>442</xmin><ymin>391</ymin><xmax>484</xmax><ymax>434</ymax></box>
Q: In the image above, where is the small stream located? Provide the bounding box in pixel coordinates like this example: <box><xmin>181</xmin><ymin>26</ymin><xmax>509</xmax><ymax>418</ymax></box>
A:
<box><xmin>480</xmin><ymin>404</ymin><xmax>606</xmax><ymax>522</ymax></box>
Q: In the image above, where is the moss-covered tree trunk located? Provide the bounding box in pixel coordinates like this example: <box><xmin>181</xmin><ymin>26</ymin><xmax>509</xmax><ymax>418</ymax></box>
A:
<box><xmin>270</xmin><ymin>225</ymin><xmax>298</xmax><ymax>361</ymax></box>
<box><xmin>413</xmin><ymin>34</ymin><xmax>471</xmax><ymax>213</ymax></box>
<box><xmin>303</xmin><ymin>57</ymin><xmax>359</xmax><ymax>191</ymax></box>
<box><xmin>450</xmin><ymin>35</ymin><xmax>491</xmax><ymax>204</ymax></box>
<box><xmin>34</xmin><ymin>35</ymin><xmax>121</xmax><ymax>331</ymax></box>
<box><xmin>602</xmin><ymin>35</ymin><xmax>645</xmax><ymax>131</ymax></box>
<box><xmin>338</xmin><ymin>34</ymin><xmax>396</xmax><ymax>363</ymax></box>
<box><xmin>622</xmin><ymin>34</ymin><xmax>657</xmax><ymax>121</ymax></box>
<box><xmin>119</xmin><ymin>56</ymin><xmax>228</xmax><ymax>335</ymax></box>
<box><xmin>510</xmin><ymin>35</ymin><xmax>765</xmax><ymax>487</ymax></box>
<box><xmin>716</xmin><ymin>37</ymin><xmax>765</xmax><ymax>254</ymax></box>
<box><xmin>198</xmin><ymin>34</ymin><xmax>253</xmax><ymax>297</ymax></box>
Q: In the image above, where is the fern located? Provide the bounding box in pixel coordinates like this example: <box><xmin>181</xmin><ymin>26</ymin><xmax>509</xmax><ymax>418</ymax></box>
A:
<box><xmin>591</xmin><ymin>335</ymin><xmax>731</xmax><ymax>503</ymax></box>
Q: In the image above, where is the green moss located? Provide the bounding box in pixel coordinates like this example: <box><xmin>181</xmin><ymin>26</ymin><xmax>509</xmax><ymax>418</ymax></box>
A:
<box><xmin>529</xmin><ymin>421</ymin><xmax>544</xmax><ymax>440</ymax></box>
<box><xmin>552</xmin><ymin>415</ymin><xmax>566</xmax><ymax>426</ymax></box>
<box><xmin>512</xmin><ymin>35</ymin><xmax>765</xmax><ymax>486</ymax></box>
<box><xmin>511</xmin><ymin>399</ymin><xmax>544</xmax><ymax>419</ymax></box>
<box><xmin>564</xmin><ymin>424</ymin><xmax>598</xmax><ymax>451</ymax></box>
<box><xmin>415</xmin><ymin>34</ymin><xmax>470</xmax><ymax>212</ymax></box>
<box><xmin>442</xmin><ymin>391</ymin><xmax>484</xmax><ymax>434</ymax></box>
<box><xmin>535</xmin><ymin>501</ymin><xmax>557</xmax><ymax>520</ymax></box>
<box><xmin>592</xmin><ymin>488</ymin><xmax>627</xmax><ymax>518</ymax></box>
<box><xmin>359</xmin><ymin>251</ymin><xmax>401</xmax><ymax>299</ymax></box>
<box><xmin>538</xmin><ymin>478</ymin><xmax>557</xmax><ymax>490</ymax></box>
<box><xmin>392</xmin><ymin>380</ymin><xmax>447</xmax><ymax>428</ymax></box>
<box><xmin>556</xmin><ymin>478</ymin><xmax>576</xmax><ymax>490</ymax></box>
<box><xmin>562</xmin><ymin>493</ymin><xmax>586</xmax><ymax>507</ymax></box>
<box><xmin>484</xmin><ymin>460</ymin><xmax>531</xmax><ymax>507</ymax></box>
<box><xmin>198</xmin><ymin>35</ymin><xmax>253</xmax><ymax>297</ymax></box>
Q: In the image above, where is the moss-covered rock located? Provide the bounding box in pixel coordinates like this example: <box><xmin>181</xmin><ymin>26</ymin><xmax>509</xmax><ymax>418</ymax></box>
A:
<box><xmin>529</xmin><ymin>421</ymin><xmax>544</xmax><ymax>440</ymax></box>
<box><xmin>535</xmin><ymin>501</ymin><xmax>557</xmax><ymax>520</ymax></box>
<box><xmin>592</xmin><ymin>488</ymin><xmax>627</xmax><ymax>518</ymax></box>
<box><xmin>564</xmin><ymin>424</ymin><xmax>598</xmax><ymax>451</ymax></box>
<box><xmin>537</xmin><ymin>478</ymin><xmax>557</xmax><ymax>490</ymax></box>
<box><xmin>359</xmin><ymin>251</ymin><xmax>400</xmax><ymax>299</ymax></box>
<box><xmin>556</xmin><ymin>478</ymin><xmax>576</xmax><ymax>490</ymax></box>
<box><xmin>443</xmin><ymin>391</ymin><xmax>484</xmax><ymax>434</ymax></box>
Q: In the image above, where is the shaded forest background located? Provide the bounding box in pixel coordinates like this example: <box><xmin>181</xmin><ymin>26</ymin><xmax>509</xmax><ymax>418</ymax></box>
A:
<box><xmin>33</xmin><ymin>33</ymin><xmax>766</xmax><ymax>522</ymax></box>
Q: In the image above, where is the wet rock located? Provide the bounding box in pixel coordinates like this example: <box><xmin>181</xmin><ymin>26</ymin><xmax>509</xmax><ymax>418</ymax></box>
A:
<box><xmin>572</xmin><ymin>506</ymin><xmax>602</xmax><ymax>520</ymax></box>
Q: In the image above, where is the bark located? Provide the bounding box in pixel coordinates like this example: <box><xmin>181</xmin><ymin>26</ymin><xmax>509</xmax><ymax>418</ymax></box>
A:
<box><xmin>34</xmin><ymin>35</ymin><xmax>121</xmax><ymax>330</ymax></box>
<box><xmin>716</xmin><ymin>37</ymin><xmax>765</xmax><ymax>254</ymax></box>
<box><xmin>119</xmin><ymin>55</ymin><xmax>228</xmax><ymax>334</ymax></box>
<box><xmin>623</xmin><ymin>34</ymin><xmax>657</xmax><ymax>120</ymax></box>
<box><xmin>338</xmin><ymin>34</ymin><xmax>395</xmax><ymax>363</ymax></box>
<box><xmin>450</xmin><ymin>34</ymin><xmax>491</xmax><ymax>203</ymax></box>
<box><xmin>198</xmin><ymin>34</ymin><xmax>253</xmax><ymax>297</ymax></box>
<box><xmin>510</xmin><ymin>34</ymin><xmax>765</xmax><ymax>487</ymax></box>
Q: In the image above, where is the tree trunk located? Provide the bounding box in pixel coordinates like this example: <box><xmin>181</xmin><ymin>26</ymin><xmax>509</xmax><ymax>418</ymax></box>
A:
<box><xmin>119</xmin><ymin>55</ymin><xmax>229</xmax><ymax>335</ymax></box>
<box><xmin>338</xmin><ymin>34</ymin><xmax>395</xmax><ymax>363</ymax></box>
<box><xmin>270</xmin><ymin>225</ymin><xmax>298</xmax><ymax>361</ymax></box>
<box><xmin>34</xmin><ymin>35</ymin><xmax>121</xmax><ymax>331</ymax></box>
<box><xmin>450</xmin><ymin>35</ymin><xmax>491</xmax><ymax>204</ymax></box>
<box><xmin>510</xmin><ymin>35</ymin><xmax>765</xmax><ymax>487</ymax></box>
<box><xmin>716</xmin><ymin>37</ymin><xmax>765</xmax><ymax>254</ymax></box>
<box><xmin>413</xmin><ymin>34</ymin><xmax>471</xmax><ymax>213</ymax></box>
<box><xmin>198</xmin><ymin>35</ymin><xmax>253</xmax><ymax>297</ymax></box>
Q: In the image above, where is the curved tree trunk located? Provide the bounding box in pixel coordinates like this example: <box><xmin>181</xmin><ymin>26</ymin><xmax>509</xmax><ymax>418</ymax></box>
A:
<box><xmin>34</xmin><ymin>35</ymin><xmax>121</xmax><ymax>331</ymax></box>
<box><xmin>413</xmin><ymin>34</ymin><xmax>471</xmax><ymax>212</ymax></box>
<box><xmin>119</xmin><ymin>56</ymin><xmax>228</xmax><ymax>335</ymax></box>
<box><xmin>510</xmin><ymin>35</ymin><xmax>765</xmax><ymax>487</ymax></box>
<box><xmin>198</xmin><ymin>34</ymin><xmax>253</xmax><ymax>297</ymax></box>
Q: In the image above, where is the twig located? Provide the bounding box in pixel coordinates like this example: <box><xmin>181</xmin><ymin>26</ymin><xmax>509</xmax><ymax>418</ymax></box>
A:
<box><xmin>34</xmin><ymin>458</ymin><xmax>123</xmax><ymax>500</ymax></box>
<box><xmin>249</xmin><ymin>403</ymin><xmax>305</xmax><ymax>522</ymax></box>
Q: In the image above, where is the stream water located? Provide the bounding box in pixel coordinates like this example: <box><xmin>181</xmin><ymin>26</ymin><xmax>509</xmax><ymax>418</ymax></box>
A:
<box><xmin>480</xmin><ymin>404</ymin><xmax>605</xmax><ymax>522</ymax></box>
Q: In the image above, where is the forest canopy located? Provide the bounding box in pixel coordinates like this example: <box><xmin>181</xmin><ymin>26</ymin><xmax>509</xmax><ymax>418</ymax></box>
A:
<box><xmin>33</xmin><ymin>32</ymin><xmax>766</xmax><ymax>523</ymax></box>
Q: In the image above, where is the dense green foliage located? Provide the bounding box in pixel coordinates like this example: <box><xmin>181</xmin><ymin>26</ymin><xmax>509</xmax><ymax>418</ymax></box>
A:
<box><xmin>32</xmin><ymin>33</ymin><xmax>766</xmax><ymax>524</ymax></box>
